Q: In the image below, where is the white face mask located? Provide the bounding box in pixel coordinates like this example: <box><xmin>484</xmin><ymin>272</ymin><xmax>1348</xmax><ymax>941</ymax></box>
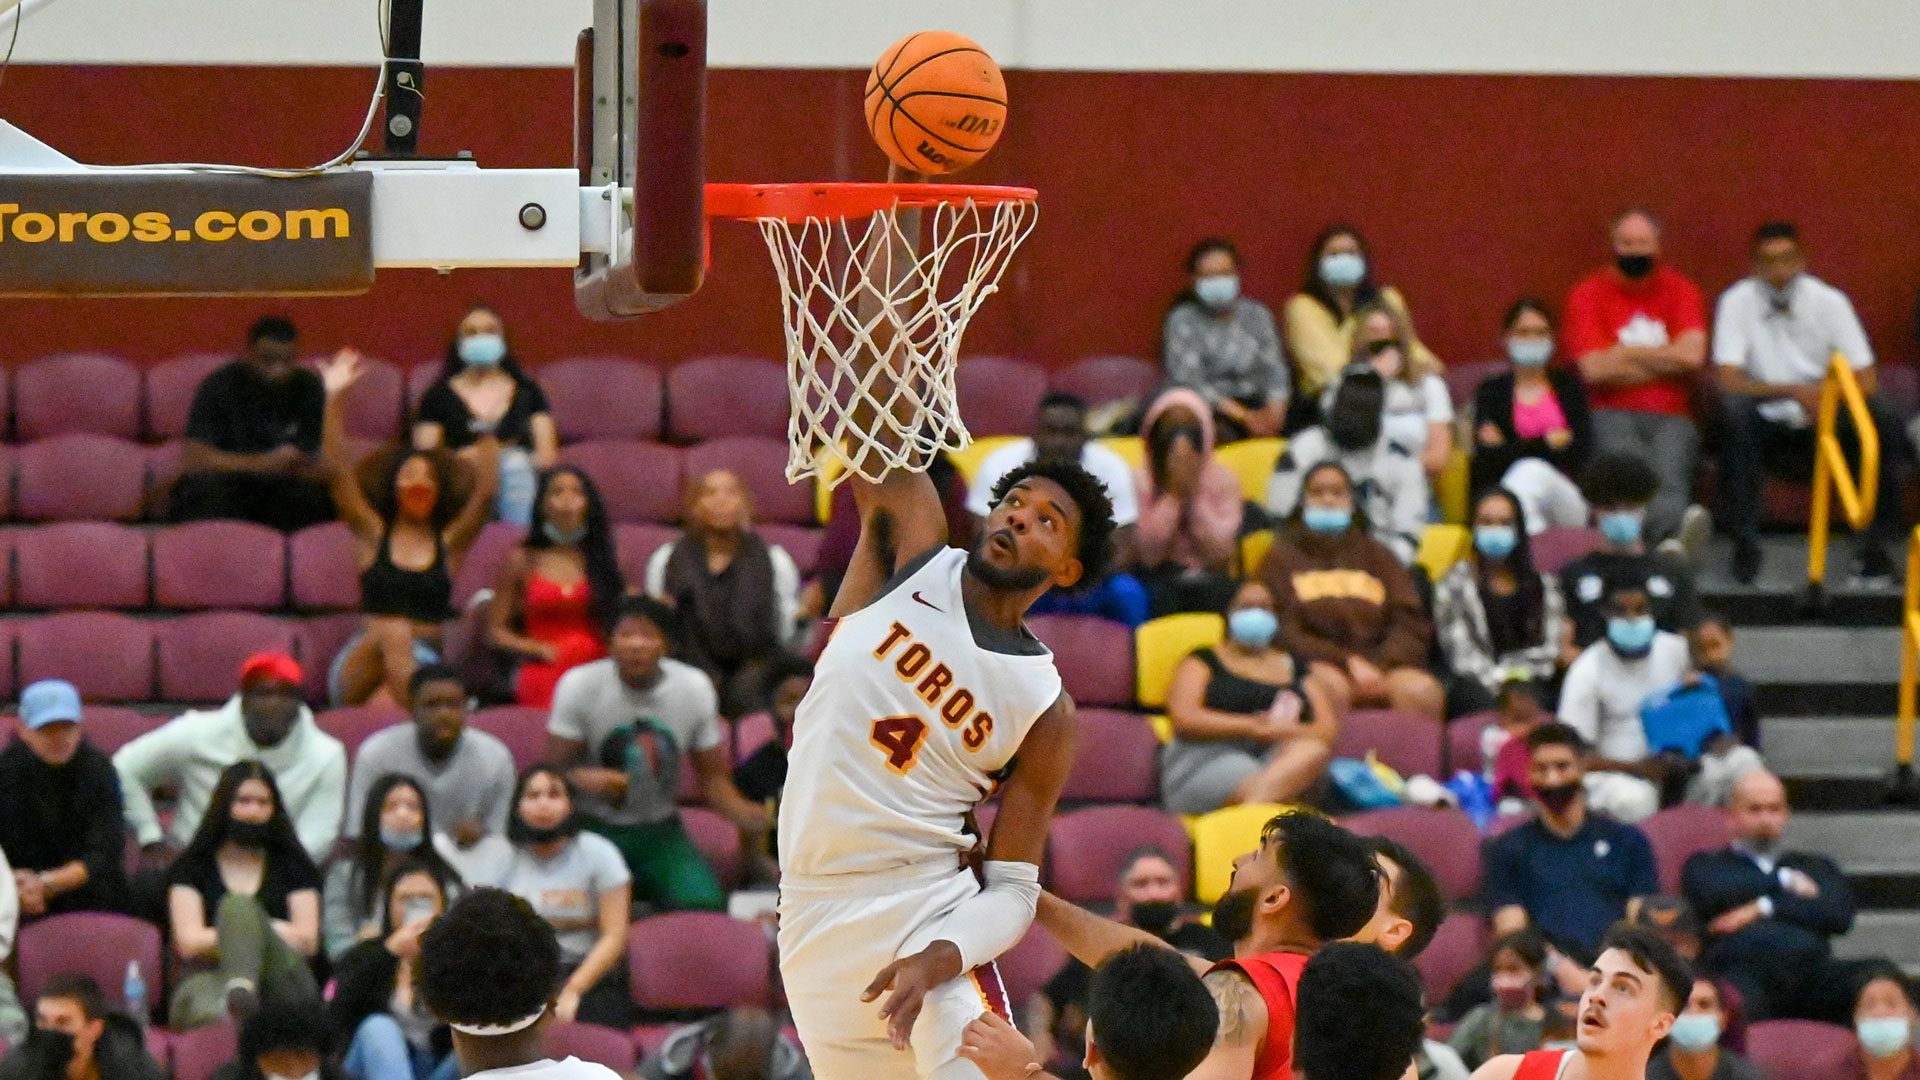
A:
<box><xmin>1193</xmin><ymin>273</ymin><xmax>1239</xmax><ymax>309</ymax></box>
<box><xmin>267</xmin><ymin>1071</ymin><xmax>319</xmax><ymax>1080</ymax></box>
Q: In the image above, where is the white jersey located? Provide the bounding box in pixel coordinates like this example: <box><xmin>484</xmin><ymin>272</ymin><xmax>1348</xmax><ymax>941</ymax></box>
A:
<box><xmin>779</xmin><ymin>547</ymin><xmax>1064</xmax><ymax>882</ymax></box>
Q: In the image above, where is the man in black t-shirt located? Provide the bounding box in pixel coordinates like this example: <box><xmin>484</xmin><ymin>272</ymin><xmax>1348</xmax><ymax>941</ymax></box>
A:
<box><xmin>0</xmin><ymin>680</ymin><xmax>129</xmax><ymax>918</ymax></box>
<box><xmin>1558</xmin><ymin>453</ymin><xmax>1702</xmax><ymax>651</ymax></box>
<box><xmin>167</xmin><ymin>316</ymin><xmax>335</xmax><ymax>532</ymax></box>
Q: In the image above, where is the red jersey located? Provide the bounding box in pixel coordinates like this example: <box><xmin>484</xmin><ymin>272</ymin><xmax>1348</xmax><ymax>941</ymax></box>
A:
<box><xmin>1208</xmin><ymin>951</ymin><xmax>1309</xmax><ymax>1080</ymax></box>
<box><xmin>1513</xmin><ymin>1048</ymin><xmax>1573</xmax><ymax>1080</ymax></box>
<box><xmin>1561</xmin><ymin>265</ymin><xmax>1706</xmax><ymax>417</ymax></box>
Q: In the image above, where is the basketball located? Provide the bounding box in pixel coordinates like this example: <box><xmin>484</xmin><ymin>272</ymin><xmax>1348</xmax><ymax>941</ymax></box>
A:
<box><xmin>864</xmin><ymin>31</ymin><xmax>1008</xmax><ymax>175</ymax></box>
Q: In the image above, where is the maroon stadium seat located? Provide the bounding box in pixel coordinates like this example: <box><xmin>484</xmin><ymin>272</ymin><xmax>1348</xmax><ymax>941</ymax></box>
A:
<box><xmin>1060</xmin><ymin>708</ymin><xmax>1159</xmax><ymax>803</ymax></box>
<box><xmin>168</xmin><ymin>1020</ymin><xmax>237</xmax><ymax>1080</ymax></box>
<box><xmin>17</xmin><ymin>912</ymin><xmax>163</xmax><ymax>1015</ymax></box>
<box><xmin>468</xmin><ymin>705</ymin><xmax>549</xmax><ymax>772</ymax></box>
<box><xmin>0</xmin><ymin>623</ymin><xmax>14</xmax><ymax>705</ymax></box>
<box><xmin>154</xmin><ymin>612</ymin><xmax>298</xmax><ymax>703</ymax></box>
<box><xmin>310</xmin><ymin>354</ymin><xmax>404</xmax><ymax>440</ymax></box>
<box><xmin>1342</xmin><ymin>805</ymin><xmax>1484</xmax><ymax>902</ymax></box>
<box><xmin>614</xmin><ymin>523</ymin><xmax>679</xmax><ymax>587</ymax></box>
<box><xmin>12</xmin><ymin>522</ymin><xmax>150</xmax><ymax>609</ymax></box>
<box><xmin>144</xmin><ymin>440</ymin><xmax>184</xmax><ymax>517</ymax></box>
<box><xmin>680</xmin><ymin>806</ymin><xmax>745</xmax><ymax>889</ymax></box>
<box><xmin>17</xmin><ymin>613</ymin><xmax>155</xmax><ymax>701</ymax></box>
<box><xmin>1027</xmin><ymin>615</ymin><xmax>1135</xmax><ymax>708</ymax></box>
<box><xmin>153</xmin><ymin>521</ymin><xmax>287</xmax><ymax>610</ymax></box>
<box><xmin>451</xmin><ymin>521</ymin><xmax>529</xmax><ymax>609</ymax></box>
<box><xmin>405</xmin><ymin>362</ymin><xmax>440</xmax><ymax>411</ymax></box>
<box><xmin>1335</xmin><ymin>710</ymin><xmax>1444</xmax><ymax>780</ymax></box>
<box><xmin>558</xmin><ymin>441</ymin><xmax>683</xmax><ymax>524</ymax></box>
<box><xmin>1642</xmin><ymin>802</ymin><xmax>1733</xmax><ymax>893</ymax></box>
<box><xmin>538</xmin><ymin>357</ymin><xmax>664</xmax><ymax>442</ymax></box>
<box><xmin>0</xmin><ymin>363</ymin><xmax>10</xmax><ymax>440</ymax></box>
<box><xmin>14</xmin><ymin>353</ymin><xmax>141</xmax><ymax>440</ymax></box>
<box><xmin>61</xmin><ymin>706</ymin><xmax>159</xmax><ymax>755</ymax></box>
<box><xmin>1046</xmin><ymin>805</ymin><xmax>1191</xmax><ymax>904</ymax></box>
<box><xmin>1050</xmin><ymin>355</ymin><xmax>1161</xmax><ymax>408</ymax></box>
<box><xmin>667</xmin><ymin>356</ymin><xmax>787</xmax><ymax>441</ymax></box>
<box><xmin>1441</xmin><ymin>359</ymin><xmax>1505</xmax><ymax>408</ymax></box>
<box><xmin>1414</xmin><ymin>912</ymin><xmax>1487</xmax><ymax>1006</ymax></box>
<box><xmin>316</xmin><ymin>704</ymin><xmax>407</xmax><ymax>760</ymax></box>
<box><xmin>290</xmin><ymin>522</ymin><xmax>363</xmax><ymax>610</ymax></box>
<box><xmin>544</xmin><ymin>1023</ymin><xmax>637</xmax><ymax>1073</ymax></box>
<box><xmin>733</xmin><ymin>711</ymin><xmax>775</xmax><ymax>763</ymax></box>
<box><xmin>995</xmin><ymin>923</ymin><xmax>1069</xmax><ymax>1008</ymax></box>
<box><xmin>683</xmin><ymin>437</ymin><xmax>815</xmax><ymax>526</ymax></box>
<box><xmin>144</xmin><ymin>353</ymin><xmax>229</xmax><ymax>439</ymax></box>
<box><xmin>759</xmin><ymin>523</ymin><xmax>825</xmax><ymax>576</ymax></box>
<box><xmin>628</xmin><ymin>912</ymin><xmax>773</xmax><ymax>1010</ymax></box>
<box><xmin>295</xmin><ymin>613</ymin><xmax>362</xmax><ymax>704</ymax></box>
<box><xmin>0</xmin><ymin>444</ymin><xmax>13</xmax><ymax>520</ymax></box>
<box><xmin>1530</xmin><ymin>527</ymin><xmax>1603</xmax><ymax>576</ymax></box>
<box><xmin>1446</xmin><ymin>711</ymin><xmax>1500</xmax><ymax>774</ymax></box>
<box><xmin>15</xmin><ymin>435</ymin><xmax>147</xmax><ymax>522</ymax></box>
<box><xmin>956</xmin><ymin>357</ymin><xmax>1048</xmax><ymax>437</ymax></box>
<box><xmin>1744</xmin><ymin>1020</ymin><xmax>1857</xmax><ymax>1080</ymax></box>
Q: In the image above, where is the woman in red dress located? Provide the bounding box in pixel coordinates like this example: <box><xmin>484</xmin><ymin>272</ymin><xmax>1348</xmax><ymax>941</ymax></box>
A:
<box><xmin>487</xmin><ymin>466</ymin><xmax>624</xmax><ymax>707</ymax></box>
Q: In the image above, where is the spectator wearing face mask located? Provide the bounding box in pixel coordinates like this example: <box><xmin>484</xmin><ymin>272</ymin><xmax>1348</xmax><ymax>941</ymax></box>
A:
<box><xmin>210</xmin><ymin>992</ymin><xmax>348</xmax><ymax>1080</ymax></box>
<box><xmin>1267</xmin><ymin>366</ymin><xmax>1430</xmax><ymax>566</ymax></box>
<box><xmin>0</xmin><ymin>975</ymin><xmax>165</xmax><ymax>1080</ymax></box>
<box><xmin>323</xmin><ymin>775</ymin><xmax>466</xmax><ymax>960</ymax></box>
<box><xmin>1846</xmin><ymin>968</ymin><xmax>1920</xmax><ymax>1080</ymax></box>
<box><xmin>1133</xmin><ymin>388</ymin><xmax>1244</xmax><ymax>617</ymax></box>
<box><xmin>1160</xmin><ymin>579</ymin><xmax>1344</xmax><ymax>814</ymax></box>
<box><xmin>1434</xmin><ymin>490</ymin><xmax>1566</xmax><ymax>717</ymax></box>
<box><xmin>1447</xmin><ymin>929</ymin><xmax>1549</xmax><ymax>1070</ymax></box>
<box><xmin>1557</xmin><ymin>453</ymin><xmax>1702</xmax><ymax>653</ymax></box>
<box><xmin>1555</xmin><ymin>587</ymin><xmax>1683</xmax><ymax>823</ymax></box>
<box><xmin>487</xmin><ymin>466</ymin><xmax>623</xmax><ymax>709</ymax></box>
<box><xmin>0</xmin><ymin>680</ymin><xmax>130</xmax><ymax>918</ymax></box>
<box><xmin>1563</xmin><ymin>208</ymin><xmax>1711</xmax><ymax>548</ymax></box>
<box><xmin>1284</xmin><ymin>225</ymin><xmax>1441</xmax><ymax>406</ymax></box>
<box><xmin>1649</xmin><ymin>977</ymin><xmax>1765</xmax><ymax>1080</ymax></box>
<box><xmin>411</xmin><ymin>305</ymin><xmax>557</xmax><ymax>527</ymax></box>
<box><xmin>1470</xmin><ymin>299</ymin><xmax>1594</xmax><ymax>533</ymax></box>
<box><xmin>1352</xmin><ymin>301</ymin><xmax>1455</xmax><ymax>479</ymax></box>
<box><xmin>1162</xmin><ymin>238</ymin><xmax>1289</xmax><ymax>442</ymax></box>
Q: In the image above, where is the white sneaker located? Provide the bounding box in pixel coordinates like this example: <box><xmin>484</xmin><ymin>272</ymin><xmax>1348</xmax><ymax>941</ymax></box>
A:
<box><xmin>1673</xmin><ymin>504</ymin><xmax>1713</xmax><ymax>564</ymax></box>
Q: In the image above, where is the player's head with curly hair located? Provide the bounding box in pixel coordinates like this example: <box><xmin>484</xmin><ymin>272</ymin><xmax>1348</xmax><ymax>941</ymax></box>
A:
<box><xmin>979</xmin><ymin>458</ymin><xmax>1116</xmax><ymax>595</ymax></box>
<box><xmin>1294</xmin><ymin>942</ymin><xmax>1427</xmax><ymax>1080</ymax></box>
<box><xmin>417</xmin><ymin>888</ymin><xmax>562</xmax><ymax>1035</ymax></box>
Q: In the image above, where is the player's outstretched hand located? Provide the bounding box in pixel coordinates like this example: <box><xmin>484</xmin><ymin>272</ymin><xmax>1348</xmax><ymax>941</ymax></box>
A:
<box><xmin>957</xmin><ymin>1010</ymin><xmax>1043</xmax><ymax>1080</ymax></box>
<box><xmin>862</xmin><ymin>939</ymin><xmax>964</xmax><ymax>1050</ymax></box>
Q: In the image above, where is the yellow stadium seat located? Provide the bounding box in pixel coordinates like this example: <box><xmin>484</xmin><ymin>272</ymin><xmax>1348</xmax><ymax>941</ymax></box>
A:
<box><xmin>1095</xmin><ymin>436</ymin><xmax>1145</xmax><ymax>471</ymax></box>
<box><xmin>1148</xmin><ymin>714</ymin><xmax>1173</xmax><ymax>744</ymax></box>
<box><xmin>1416</xmin><ymin>524</ymin><xmax>1472</xmax><ymax>581</ymax></box>
<box><xmin>1135</xmin><ymin>612</ymin><xmax>1225</xmax><ymax>709</ymax></box>
<box><xmin>1213</xmin><ymin>437</ymin><xmax>1286</xmax><ymax>504</ymax></box>
<box><xmin>1436</xmin><ymin>446</ymin><xmax>1471</xmax><ymax>524</ymax></box>
<box><xmin>948</xmin><ymin>435</ymin><xmax>1022</xmax><ymax>487</ymax></box>
<box><xmin>1186</xmin><ymin>803</ymin><xmax>1295</xmax><ymax>903</ymax></box>
<box><xmin>1240</xmin><ymin>529</ymin><xmax>1273</xmax><ymax>577</ymax></box>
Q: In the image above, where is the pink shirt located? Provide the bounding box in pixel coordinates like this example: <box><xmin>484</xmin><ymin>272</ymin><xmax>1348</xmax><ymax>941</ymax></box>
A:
<box><xmin>1511</xmin><ymin>386</ymin><xmax>1570</xmax><ymax>440</ymax></box>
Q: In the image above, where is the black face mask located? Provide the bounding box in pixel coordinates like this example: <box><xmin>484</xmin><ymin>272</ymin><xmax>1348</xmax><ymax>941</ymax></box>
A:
<box><xmin>1130</xmin><ymin>901</ymin><xmax>1180</xmax><ymax>937</ymax></box>
<box><xmin>31</xmin><ymin>1029</ymin><xmax>76</xmax><ymax>1069</ymax></box>
<box><xmin>521</xmin><ymin>822</ymin><xmax>570</xmax><ymax>846</ymax></box>
<box><xmin>226</xmin><ymin>820</ymin><xmax>272</xmax><ymax>850</ymax></box>
<box><xmin>1210</xmin><ymin>888</ymin><xmax>1259</xmax><ymax>945</ymax></box>
<box><xmin>1615</xmin><ymin>254</ymin><xmax>1655</xmax><ymax>279</ymax></box>
<box><xmin>1536</xmin><ymin>782</ymin><xmax>1582</xmax><ymax>814</ymax></box>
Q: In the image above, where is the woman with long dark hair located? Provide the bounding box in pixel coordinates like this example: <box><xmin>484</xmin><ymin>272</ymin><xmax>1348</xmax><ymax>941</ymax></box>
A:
<box><xmin>165</xmin><ymin>761</ymin><xmax>322</xmax><ymax>1030</ymax></box>
<box><xmin>1284</xmin><ymin>225</ymin><xmax>1441</xmax><ymax>403</ymax></box>
<box><xmin>323</xmin><ymin>775</ymin><xmax>463</xmax><ymax>959</ymax></box>
<box><xmin>1433</xmin><ymin>488</ymin><xmax>1566</xmax><ymax>716</ymax></box>
<box><xmin>330</xmin><ymin>856</ymin><xmax>463</xmax><ymax>1080</ymax></box>
<box><xmin>322</xmin><ymin>350</ymin><xmax>498</xmax><ymax>708</ymax></box>
<box><xmin>487</xmin><ymin>466</ymin><xmax>623</xmax><ymax>708</ymax></box>
<box><xmin>410</xmin><ymin>305</ymin><xmax>558</xmax><ymax>527</ymax></box>
<box><xmin>1470</xmin><ymin>299</ymin><xmax>1594</xmax><ymax>533</ymax></box>
<box><xmin>1161</xmin><ymin>238</ymin><xmax>1289</xmax><ymax>441</ymax></box>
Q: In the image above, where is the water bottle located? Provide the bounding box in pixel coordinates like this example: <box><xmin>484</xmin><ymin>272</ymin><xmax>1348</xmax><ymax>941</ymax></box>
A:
<box><xmin>124</xmin><ymin>960</ymin><xmax>147</xmax><ymax>1029</ymax></box>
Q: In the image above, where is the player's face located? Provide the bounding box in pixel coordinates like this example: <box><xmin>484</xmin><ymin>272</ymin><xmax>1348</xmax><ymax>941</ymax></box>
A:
<box><xmin>973</xmin><ymin>478</ymin><xmax>1084</xmax><ymax>593</ymax></box>
<box><xmin>1212</xmin><ymin>835</ymin><xmax>1287</xmax><ymax>944</ymax></box>
<box><xmin>1353</xmin><ymin>854</ymin><xmax>1412</xmax><ymax>953</ymax></box>
<box><xmin>1576</xmin><ymin>948</ymin><xmax>1675</xmax><ymax>1056</ymax></box>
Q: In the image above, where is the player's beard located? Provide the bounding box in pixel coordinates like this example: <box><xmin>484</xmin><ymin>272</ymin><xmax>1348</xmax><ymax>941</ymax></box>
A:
<box><xmin>966</xmin><ymin>530</ymin><xmax>1052</xmax><ymax>592</ymax></box>
<box><xmin>1210</xmin><ymin>887</ymin><xmax>1259</xmax><ymax>946</ymax></box>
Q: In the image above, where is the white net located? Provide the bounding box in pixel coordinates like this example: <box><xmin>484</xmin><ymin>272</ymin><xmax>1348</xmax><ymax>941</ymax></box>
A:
<box><xmin>752</xmin><ymin>195</ymin><xmax>1037</xmax><ymax>486</ymax></box>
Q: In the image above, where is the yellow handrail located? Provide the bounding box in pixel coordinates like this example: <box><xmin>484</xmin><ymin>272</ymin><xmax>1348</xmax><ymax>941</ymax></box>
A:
<box><xmin>1899</xmin><ymin>526</ymin><xmax>1920</xmax><ymax>771</ymax></box>
<box><xmin>1806</xmin><ymin>353</ymin><xmax>1880</xmax><ymax>587</ymax></box>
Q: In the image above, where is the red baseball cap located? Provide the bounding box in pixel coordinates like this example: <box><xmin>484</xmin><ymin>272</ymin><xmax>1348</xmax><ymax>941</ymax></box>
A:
<box><xmin>239</xmin><ymin>652</ymin><xmax>303</xmax><ymax>690</ymax></box>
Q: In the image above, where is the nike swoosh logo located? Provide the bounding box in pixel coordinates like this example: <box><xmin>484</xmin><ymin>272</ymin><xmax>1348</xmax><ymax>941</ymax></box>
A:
<box><xmin>911</xmin><ymin>591</ymin><xmax>944</xmax><ymax>613</ymax></box>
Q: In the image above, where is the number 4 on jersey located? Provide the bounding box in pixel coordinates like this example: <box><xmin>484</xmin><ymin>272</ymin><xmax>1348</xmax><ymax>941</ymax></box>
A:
<box><xmin>870</xmin><ymin>715</ymin><xmax>928</xmax><ymax>773</ymax></box>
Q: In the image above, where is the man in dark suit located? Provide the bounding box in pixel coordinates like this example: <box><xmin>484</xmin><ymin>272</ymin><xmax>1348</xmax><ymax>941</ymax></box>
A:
<box><xmin>1681</xmin><ymin>770</ymin><xmax>1856</xmax><ymax>1023</ymax></box>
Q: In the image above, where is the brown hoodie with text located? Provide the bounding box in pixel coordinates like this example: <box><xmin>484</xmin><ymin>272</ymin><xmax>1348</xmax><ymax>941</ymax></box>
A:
<box><xmin>1258</xmin><ymin>520</ymin><xmax>1431</xmax><ymax>669</ymax></box>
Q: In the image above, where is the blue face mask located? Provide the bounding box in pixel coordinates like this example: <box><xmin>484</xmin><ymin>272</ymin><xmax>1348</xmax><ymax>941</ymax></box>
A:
<box><xmin>1303</xmin><ymin>506</ymin><xmax>1353</xmax><ymax>535</ymax></box>
<box><xmin>380</xmin><ymin>826</ymin><xmax>423</xmax><ymax>852</ymax></box>
<box><xmin>459</xmin><ymin>332</ymin><xmax>507</xmax><ymax>368</ymax></box>
<box><xmin>1606</xmin><ymin>615</ymin><xmax>1657</xmax><ymax>656</ymax></box>
<box><xmin>1598</xmin><ymin>510</ymin><xmax>1643</xmax><ymax>547</ymax></box>
<box><xmin>1475</xmin><ymin>524</ymin><xmax>1518</xmax><ymax>559</ymax></box>
<box><xmin>1193</xmin><ymin>273</ymin><xmax>1239</xmax><ymax>309</ymax></box>
<box><xmin>1319</xmin><ymin>251</ymin><xmax>1366</xmax><ymax>288</ymax></box>
<box><xmin>1858</xmin><ymin>1017</ymin><xmax>1914</xmax><ymax>1059</ymax></box>
<box><xmin>1668</xmin><ymin>1013</ymin><xmax>1722</xmax><ymax>1052</ymax></box>
<box><xmin>1227</xmin><ymin>607</ymin><xmax>1278</xmax><ymax>649</ymax></box>
<box><xmin>1507</xmin><ymin>337</ymin><xmax>1553</xmax><ymax>367</ymax></box>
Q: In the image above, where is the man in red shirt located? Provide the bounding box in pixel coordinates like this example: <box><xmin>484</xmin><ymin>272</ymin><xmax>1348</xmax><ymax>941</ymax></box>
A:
<box><xmin>1562</xmin><ymin>210</ymin><xmax>1709</xmax><ymax>547</ymax></box>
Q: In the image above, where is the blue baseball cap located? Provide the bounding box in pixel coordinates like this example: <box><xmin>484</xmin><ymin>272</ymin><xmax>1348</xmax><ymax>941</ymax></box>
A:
<box><xmin>20</xmin><ymin>679</ymin><xmax>82</xmax><ymax>730</ymax></box>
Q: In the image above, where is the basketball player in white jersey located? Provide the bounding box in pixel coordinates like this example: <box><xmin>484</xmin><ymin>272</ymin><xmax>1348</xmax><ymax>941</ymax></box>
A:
<box><xmin>777</xmin><ymin>444</ymin><xmax>1116</xmax><ymax>1080</ymax></box>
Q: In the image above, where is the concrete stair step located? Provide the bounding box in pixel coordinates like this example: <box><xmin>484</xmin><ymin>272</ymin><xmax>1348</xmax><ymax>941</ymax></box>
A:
<box><xmin>1732</xmin><ymin>626</ymin><xmax>1902</xmax><ymax>686</ymax></box>
<box><xmin>1784</xmin><ymin>812</ymin><xmax>1920</xmax><ymax>876</ymax></box>
<box><xmin>1833</xmin><ymin>910</ymin><xmax>1920</xmax><ymax>974</ymax></box>
<box><xmin>1697</xmin><ymin>536</ymin><xmax>1903</xmax><ymax>626</ymax></box>
<box><xmin>1764</xmin><ymin>717</ymin><xmax>1899</xmax><ymax>777</ymax></box>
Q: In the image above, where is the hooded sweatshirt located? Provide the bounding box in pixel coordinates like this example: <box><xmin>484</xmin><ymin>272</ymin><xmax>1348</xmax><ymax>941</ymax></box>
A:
<box><xmin>1134</xmin><ymin>387</ymin><xmax>1244</xmax><ymax>573</ymax></box>
<box><xmin>0</xmin><ymin>1013</ymin><xmax>166</xmax><ymax>1080</ymax></box>
<box><xmin>1258</xmin><ymin>520</ymin><xmax>1431</xmax><ymax>669</ymax></box>
<box><xmin>113</xmin><ymin>696</ymin><xmax>347</xmax><ymax>863</ymax></box>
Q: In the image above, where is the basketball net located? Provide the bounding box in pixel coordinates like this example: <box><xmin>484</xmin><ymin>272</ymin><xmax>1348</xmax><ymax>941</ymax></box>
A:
<box><xmin>748</xmin><ymin>195</ymin><xmax>1036</xmax><ymax>487</ymax></box>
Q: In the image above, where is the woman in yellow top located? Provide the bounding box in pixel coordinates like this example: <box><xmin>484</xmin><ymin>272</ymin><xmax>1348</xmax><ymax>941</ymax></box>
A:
<box><xmin>1284</xmin><ymin>225</ymin><xmax>1442</xmax><ymax>401</ymax></box>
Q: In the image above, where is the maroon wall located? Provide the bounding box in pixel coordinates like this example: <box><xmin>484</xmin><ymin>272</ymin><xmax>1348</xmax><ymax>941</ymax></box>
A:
<box><xmin>3</xmin><ymin>66</ymin><xmax>1918</xmax><ymax>373</ymax></box>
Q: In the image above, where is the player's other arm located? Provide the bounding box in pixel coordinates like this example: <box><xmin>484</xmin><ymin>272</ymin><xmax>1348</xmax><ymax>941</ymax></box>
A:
<box><xmin>1032</xmin><ymin>891</ymin><xmax>1207</xmax><ymax>975</ymax></box>
<box><xmin>1468</xmin><ymin>1055</ymin><xmax>1526</xmax><ymax>1080</ymax></box>
<box><xmin>831</xmin><ymin>468</ymin><xmax>948</xmax><ymax>618</ymax></box>
<box><xmin>1183</xmin><ymin>968</ymin><xmax>1268</xmax><ymax>1080</ymax></box>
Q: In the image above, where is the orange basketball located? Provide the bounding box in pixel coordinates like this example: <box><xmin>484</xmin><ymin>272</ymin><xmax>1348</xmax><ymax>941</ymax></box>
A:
<box><xmin>864</xmin><ymin>31</ymin><xmax>1008</xmax><ymax>175</ymax></box>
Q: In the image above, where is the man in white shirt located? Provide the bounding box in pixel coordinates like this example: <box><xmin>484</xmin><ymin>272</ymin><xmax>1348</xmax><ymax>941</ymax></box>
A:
<box><xmin>1557</xmin><ymin>590</ymin><xmax>1685</xmax><ymax>822</ymax></box>
<box><xmin>967</xmin><ymin>391</ymin><xmax>1148</xmax><ymax>625</ymax></box>
<box><xmin>1713</xmin><ymin>221</ymin><xmax>1905</xmax><ymax>584</ymax></box>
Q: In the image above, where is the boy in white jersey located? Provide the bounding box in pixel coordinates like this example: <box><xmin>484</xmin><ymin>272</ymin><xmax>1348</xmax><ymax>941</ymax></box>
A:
<box><xmin>779</xmin><ymin>451</ymin><xmax>1117</xmax><ymax>1080</ymax></box>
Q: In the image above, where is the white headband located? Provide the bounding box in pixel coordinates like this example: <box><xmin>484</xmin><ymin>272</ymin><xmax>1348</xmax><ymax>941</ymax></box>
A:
<box><xmin>448</xmin><ymin>1008</ymin><xmax>546</xmax><ymax>1037</ymax></box>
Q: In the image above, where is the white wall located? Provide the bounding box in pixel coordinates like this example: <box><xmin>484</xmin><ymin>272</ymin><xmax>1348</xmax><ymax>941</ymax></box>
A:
<box><xmin>6</xmin><ymin>0</ymin><xmax>1920</xmax><ymax>77</ymax></box>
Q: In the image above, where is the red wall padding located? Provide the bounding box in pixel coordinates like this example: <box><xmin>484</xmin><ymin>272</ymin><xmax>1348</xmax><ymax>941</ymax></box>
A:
<box><xmin>1</xmin><ymin>66</ymin><xmax>1917</xmax><ymax>372</ymax></box>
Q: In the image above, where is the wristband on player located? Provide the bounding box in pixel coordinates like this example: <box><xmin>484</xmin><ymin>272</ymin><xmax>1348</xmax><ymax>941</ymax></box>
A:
<box><xmin>928</xmin><ymin>860</ymin><xmax>1042</xmax><ymax>972</ymax></box>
